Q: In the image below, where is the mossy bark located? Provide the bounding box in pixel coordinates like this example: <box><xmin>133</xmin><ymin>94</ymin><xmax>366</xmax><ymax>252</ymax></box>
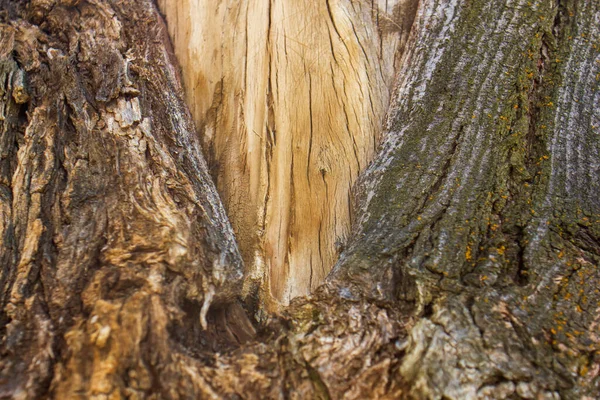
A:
<box><xmin>0</xmin><ymin>0</ymin><xmax>598</xmax><ymax>399</ymax></box>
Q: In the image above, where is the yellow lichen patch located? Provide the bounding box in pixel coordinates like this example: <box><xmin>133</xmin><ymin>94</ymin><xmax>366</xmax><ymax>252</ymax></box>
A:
<box><xmin>465</xmin><ymin>244</ymin><xmax>473</xmax><ymax>261</ymax></box>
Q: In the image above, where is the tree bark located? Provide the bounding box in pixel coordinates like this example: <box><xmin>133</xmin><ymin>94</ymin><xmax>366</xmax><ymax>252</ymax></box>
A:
<box><xmin>0</xmin><ymin>0</ymin><xmax>599</xmax><ymax>399</ymax></box>
<box><xmin>0</xmin><ymin>1</ymin><xmax>247</xmax><ymax>398</ymax></box>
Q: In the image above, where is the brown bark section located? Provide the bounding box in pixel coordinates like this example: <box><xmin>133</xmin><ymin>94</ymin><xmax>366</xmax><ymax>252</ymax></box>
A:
<box><xmin>0</xmin><ymin>1</ymin><xmax>246</xmax><ymax>398</ymax></box>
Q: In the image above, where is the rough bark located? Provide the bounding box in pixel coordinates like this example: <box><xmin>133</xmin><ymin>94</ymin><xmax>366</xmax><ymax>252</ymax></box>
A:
<box><xmin>331</xmin><ymin>0</ymin><xmax>600</xmax><ymax>397</ymax></box>
<box><xmin>0</xmin><ymin>1</ymin><xmax>246</xmax><ymax>398</ymax></box>
<box><xmin>0</xmin><ymin>0</ymin><xmax>598</xmax><ymax>399</ymax></box>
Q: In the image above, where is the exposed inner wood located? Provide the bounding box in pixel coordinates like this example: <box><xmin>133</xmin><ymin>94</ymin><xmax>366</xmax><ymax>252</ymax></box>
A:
<box><xmin>157</xmin><ymin>0</ymin><xmax>414</xmax><ymax>305</ymax></box>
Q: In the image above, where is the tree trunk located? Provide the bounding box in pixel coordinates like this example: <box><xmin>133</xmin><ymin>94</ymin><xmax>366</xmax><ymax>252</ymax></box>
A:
<box><xmin>0</xmin><ymin>0</ymin><xmax>598</xmax><ymax>399</ymax></box>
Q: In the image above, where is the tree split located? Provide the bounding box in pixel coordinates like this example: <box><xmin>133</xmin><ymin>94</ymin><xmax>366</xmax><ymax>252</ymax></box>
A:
<box><xmin>0</xmin><ymin>0</ymin><xmax>599</xmax><ymax>398</ymax></box>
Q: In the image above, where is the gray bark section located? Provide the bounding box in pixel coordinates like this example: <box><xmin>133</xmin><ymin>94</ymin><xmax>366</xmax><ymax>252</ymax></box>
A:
<box><xmin>0</xmin><ymin>0</ymin><xmax>597</xmax><ymax>399</ymax></box>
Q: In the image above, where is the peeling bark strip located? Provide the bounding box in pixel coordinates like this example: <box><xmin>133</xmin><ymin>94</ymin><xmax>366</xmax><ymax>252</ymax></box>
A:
<box><xmin>157</xmin><ymin>0</ymin><xmax>417</xmax><ymax>305</ymax></box>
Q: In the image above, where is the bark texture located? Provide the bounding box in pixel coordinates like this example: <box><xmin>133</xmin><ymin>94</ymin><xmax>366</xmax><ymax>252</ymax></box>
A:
<box><xmin>0</xmin><ymin>0</ymin><xmax>598</xmax><ymax>399</ymax></box>
<box><xmin>0</xmin><ymin>1</ymin><xmax>246</xmax><ymax>398</ymax></box>
<box><xmin>332</xmin><ymin>0</ymin><xmax>600</xmax><ymax>397</ymax></box>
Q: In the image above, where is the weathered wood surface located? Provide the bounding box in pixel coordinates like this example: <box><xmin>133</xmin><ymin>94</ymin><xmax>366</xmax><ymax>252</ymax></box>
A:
<box><xmin>157</xmin><ymin>0</ymin><xmax>418</xmax><ymax>306</ymax></box>
<box><xmin>0</xmin><ymin>0</ymin><xmax>598</xmax><ymax>399</ymax></box>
